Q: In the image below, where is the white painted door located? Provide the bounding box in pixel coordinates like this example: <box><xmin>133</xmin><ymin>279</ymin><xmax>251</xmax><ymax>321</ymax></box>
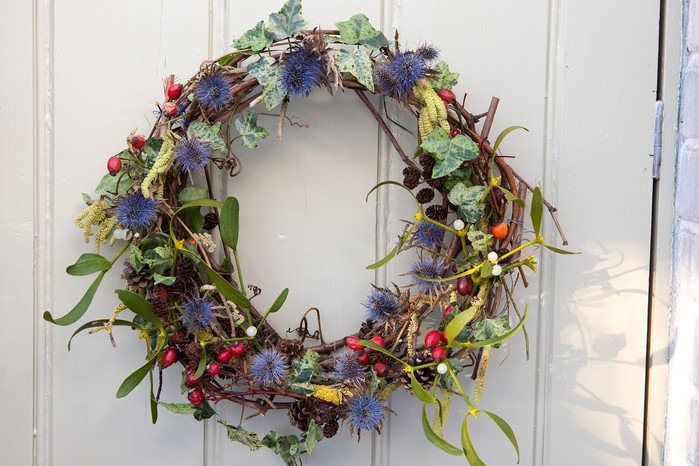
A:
<box><xmin>2</xmin><ymin>1</ymin><xmax>665</xmax><ymax>465</ymax></box>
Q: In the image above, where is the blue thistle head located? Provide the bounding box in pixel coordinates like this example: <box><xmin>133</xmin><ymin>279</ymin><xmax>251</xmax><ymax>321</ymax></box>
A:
<box><xmin>333</xmin><ymin>352</ymin><xmax>365</xmax><ymax>382</ymax></box>
<box><xmin>280</xmin><ymin>43</ymin><xmax>326</xmax><ymax>99</ymax></box>
<box><xmin>362</xmin><ymin>288</ymin><xmax>401</xmax><ymax>323</ymax></box>
<box><xmin>175</xmin><ymin>138</ymin><xmax>211</xmax><ymax>172</ymax></box>
<box><xmin>415</xmin><ymin>44</ymin><xmax>439</xmax><ymax>62</ymax></box>
<box><xmin>194</xmin><ymin>71</ymin><xmax>230</xmax><ymax>110</ymax></box>
<box><xmin>181</xmin><ymin>297</ymin><xmax>215</xmax><ymax>331</ymax></box>
<box><xmin>410</xmin><ymin>257</ymin><xmax>445</xmax><ymax>294</ymax></box>
<box><xmin>376</xmin><ymin>50</ymin><xmax>429</xmax><ymax>98</ymax></box>
<box><xmin>347</xmin><ymin>393</ymin><xmax>385</xmax><ymax>432</ymax></box>
<box><xmin>115</xmin><ymin>193</ymin><xmax>159</xmax><ymax>231</ymax></box>
<box><xmin>248</xmin><ymin>348</ymin><xmax>288</xmax><ymax>387</ymax></box>
<box><xmin>412</xmin><ymin>221</ymin><xmax>445</xmax><ymax>248</ymax></box>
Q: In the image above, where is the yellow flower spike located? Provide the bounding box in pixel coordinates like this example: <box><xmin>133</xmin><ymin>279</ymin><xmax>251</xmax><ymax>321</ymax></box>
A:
<box><xmin>311</xmin><ymin>384</ymin><xmax>351</xmax><ymax>405</ymax></box>
<box><xmin>142</xmin><ymin>132</ymin><xmax>176</xmax><ymax>198</ymax></box>
<box><xmin>138</xmin><ymin>330</ymin><xmax>149</xmax><ymax>340</ymax></box>
<box><xmin>174</xmin><ymin>238</ymin><xmax>185</xmax><ymax>250</ymax></box>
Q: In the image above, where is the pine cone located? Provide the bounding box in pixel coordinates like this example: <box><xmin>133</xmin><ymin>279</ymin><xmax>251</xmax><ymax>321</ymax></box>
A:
<box><xmin>203</xmin><ymin>212</ymin><xmax>218</xmax><ymax>230</ymax></box>
<box><xmin>184</xmin><ymin>341</ymin><xmax>202</xmax><ymax>370</ymax></box>
<box><xmin>418</xmin><ymin>152</ymin><xmax>435</xmax><ymax>171</ymax></box>
<box><xmin>356</xmin><ymin>320</ymin><xmax>376</xmax><ymax>340</ymax></box>
<box><xmin>288</xmin><ymin>398</ymin><xmax>315</xmax><ymax>432</ymax></box>
<box><xmin>323</xmin><ymin>420</ymin><xmax>339</xmax><ymax>438</ymax></box>
<box><xmin>402</xmin><ymin>167</ymin><xmax>421</xmax><ymax>190</ymax></box>
<box><xmin>276</xmin><ymin>338</ymin><xmax>306</xmax><ymax>360</ymax></box>
<box><xmin>416</xmin><ymin>188</ymin><xmax>435</xmax><ymax>204</ymax></box>
<box><xmin>121</xmin><ymin>260</ymin><xmax>153</xmax><ymax>292</ymax></box>
<box><xmin>403</xmin><ymin>349</ymin><xmax>437</xmax><ymax>390</ymax></box>
<box><xmin>151</xmin><ymin>295</ymin><xmax>170</xmax><ymax>318</ymax></box>
<box><xmin>425</xmin><ymin>205</ymin><xmax>448</xmax><ymax>221</ymax></box>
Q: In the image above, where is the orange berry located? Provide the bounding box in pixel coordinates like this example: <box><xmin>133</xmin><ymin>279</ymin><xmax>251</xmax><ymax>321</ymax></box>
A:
<box><xmin>491</xmin><ymin>223</ymin><xmax>508</xmax><ymax>239</ymax></box>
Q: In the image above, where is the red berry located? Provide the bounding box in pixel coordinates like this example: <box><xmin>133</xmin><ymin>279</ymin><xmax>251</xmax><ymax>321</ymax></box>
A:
<box><xmin>107</xmin><ymin>156</ymin><xmax>122</xmax><ymax>176</ymax></box>
<box><xmin>130</xmin><ymin>134</ymin><xmax>145</xmax><ymax>149</ymax></box>
<box><xmin>185</xmin><ymin>371</ymin><xmax>201</xmax><ymax>386</ymax></box>
<box><xmin>442</xmin><ymin>305</ymin><xmax>454</xmax><ymax>318</ymax></box>
<box><xmin>217</xmin><ymin>348</ymin><xmax>233</xmax><ymax>363</ymax></box>
<box><xmin>207</xmin><ymin>361</ymin><xmax>220</xmax><ymax>377</ymax></box>
<box><xmin>450</xmin><ymin>128</ymin><xmax>461</xmax><ymax>138</ymax></box>
<box><xmin>188</xmin><ymin>388</ymin><xmax>204</xmax><ymax>406</ymax></box>
<box><xmin>373</xmin><ymin>362</ymin><xmax>388</xmax><ymax>378</ymax></box>
<box><xmin>424</xmin><ymin>330</ymin><xmax>441</xmax><ymax>348</ymax></box>
<box><xmin>170</xmin><ymin>331</ymin><xmax>185</xmax><ymax>345</ymax></box>
<box><xmin>230</xmin><ymin>342</ymin><xmax>245</xmax><ymax>356</ymax></box>
<box><xmin>443</xmin><ymin>100</ymin><xmax>449</xmax><ymax>111</ymax></box>
<box><xmin>161</xmin><ymin>348</ymin><xmax>177</xmax><ymax>368</ymax></box>
<box><xmin>431</xmin><ymin>346</ymin><xmax>446</xmax><ymax>361</ymax></box>
<box><xmin>357</xmin><ymin>351</ymin><xmax>371</xmax><ymax>366</ymax></box>
<box><xmin>161</xmin><ymin>102</ymin><xmax>178</xmax><ymax>118</ymax></box>
<box><xmin>345</xmin><ymin>335</ymin><xmax>363</xmax><ymax>351</ymax></box>
<box><xmin>167</xmin><ymin>83</ymin><xmax>183</xmax><ymax>100</ymax></box>
<box><xmin>441</xmin><ymin>330</ymin><xmax>450</xmax><ymax>345</ymax></box>
<box><xmin>370</xmin><ymin>335</ymin><xmax>385</xmax><ymax>348</ymax></box>
<box><xmin>437</xmin><ymin>88</ymin><xmax>457</xmax><ymax>103</ymax></box>
<box><xmin>456</xmin><ymin>277</ymin><xmax>473</xmax><ymax>296</ymax></box>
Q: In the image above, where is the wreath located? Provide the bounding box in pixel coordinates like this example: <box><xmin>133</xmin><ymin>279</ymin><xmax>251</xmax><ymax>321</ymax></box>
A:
<box><xmin>45</xmin><ymin>2</ymin><xmax>572</xmax><ymax>464</ymax></box>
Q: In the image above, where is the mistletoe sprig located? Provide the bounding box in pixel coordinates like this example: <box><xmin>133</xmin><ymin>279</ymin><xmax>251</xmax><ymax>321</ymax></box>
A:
<box><xmin>45</xmin><ymin>1</ymin><xmax>574</xmax><ymax>465</ymax></box>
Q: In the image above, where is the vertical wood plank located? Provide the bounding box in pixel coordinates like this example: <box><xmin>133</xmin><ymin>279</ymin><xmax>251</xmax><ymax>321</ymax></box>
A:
<box><xmin>0</xmin><ymin>1</ymin><xmax>36</xmax><ymax>465</ymax></box>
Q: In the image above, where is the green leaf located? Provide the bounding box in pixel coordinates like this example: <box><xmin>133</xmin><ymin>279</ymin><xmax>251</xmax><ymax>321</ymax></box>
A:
<box><xmin>411</xmin><ymin>372</ymin><xmax>436</xmax><ymax>404</ymax></box>
<box><xmin>95</xmin><ymin>166</ymin><xmax>134</xmax><ymax>196</ymax></box>
<box><xmin>268</xmin><ymin>0</ymin><xmax>307</xmax><ymax>40</ymax></box>
<box><xmin>428</xmin><ymin>61</ymin><xmax>459</xmax><ymax>90</ymax></box>
<box><xmin>269</xmin><ymin>288</ymin><xmax>289</xmax><ymax>313</ymax></box>
<box><xmin>467</xmin><ymin>229</ymin><xmax>492</xmax><ymax>253</ymax></box>
<box><xmin>358</xmin><ymin>340</ymin><xmax>404</xmax><ymax>364</ymax></box>
<box><xmin>194</xmin><ymin>345</ymin><xmax>207</xmax><ymax>379</ymax></box>
<box><xmin>290</xmin><ymin>349</ymin><xmax>320</xmax><ymax>384</ymax></box>
<box><xmin>67</xmin><ymin>318</ymin><xmax>140</xmax><ymax>350</ymax></box>
<box><xmin>177</xmin><ymin>187</ymin><xmax>209</xmax><ymax>233</ymax></box>
<box><xmin>187</xmin><ymin>121</ymin><xmax>227</xmax><ymax>153</ymax></box>
<box><xmin>432</xmin><ymin>134</ymin><xmax>479</xmax><ymax>178</ymax></box>
<box><xmin>220</xmin><ymin>197</ymin><xmax>240</xmax><ymax>250</ymax></box>
<box><xmin>43</xmin><ymin>271</ymin><xmax>106</xmax><ymax>326</ymax></box>
<box><xmin>233</xmin><ymin>20</ymin><xmax>274</xmax><ymax>53</ymax></box>
<box><xmin>445</xmin><ymin>306</ymin><xmax>478</xmax><ymax>345</ymax></box>
<box><xmin>480</xmin><ymin>410</ymin><xmax>520</xmax><ymax>463</ymax></box>
<box><xmin>334</xmin><ymin>48</ymin><xmax>375</xmax><ymax>92</ymax></box>
<box><xmin>544</xmin><ymin>244</ymin><xmax>580</xmax><ymax>255</ymax></box>
<box><xmin>491</xmin><ymin>126</ymin><xmax>528</xmax><ymax>162</ymax></box>
<box><xmin>262</xmin><ymin>431</ymin><xmax>302</xmax><ymax>466</ymax></box>
<box><xmin>197</xmin><ymin>259</ymin><xmax>251</xmax><ymax>309</ymax></box>
<box><xmin>153</xmin><ymin>273</ymin><xmax>176</xmax><ymax>286</ymax></box>
<box><xmin>288</xmin><ymin>381</ymin><xmax>315</xmax><ymax>396</ymax></box>
<box><xmin>466</xmin><ymin>304</ymin><xmax>528</xmax><ymax>349</ymax></box>
<box><xmin>218</xmin><ymin>420</ymin><xmax>263</xmax><ymax>451</ymax></box>
<box><xmin>193</xmin><ymin>401</ymin><xmax>216</xmax><ymax>421</ymax></box>
<box><xmin>473</xmin><ymin>316</ymin><xmax>510</xmax><ymax>348</ymax></box>
<box><xmin>66</xmin><ymin>253</ymin><xmax>111</xmax><ymax>276</ymax></box>
<box><xmin>335</xmin><ymin>14</ymin><xmax>388</xmax><ymax>50</ymax></box>
<box><xmin>159</xmin><ymin>401</ymin><xmax>198</xmax><ymax>415</ymax></box>
<box><xmin>422</xmin><ymin>405</ymin><xmax>463</xmax><ymax>456</ymax></box>
<box><xmin>115</xmin><ymin>289</ymin><xmax>164</xmax><ymax>331</ymax></box>
<box><xmin>461</xmin><ymin>416</ymin><xmax>486</xmax><ymax>465</ymax></box>
<box><xmin>150</xmin><ymin>382</ymin><xmax>158</xmax><ymax>424</ymax></box>
<box><xmin>235</xmin><ymin>112</ymin><xmax>269</xmax><ymax>149</ymax></box>
<box><xmin>304</xmin><ymin>420</ymin><xmax>324</xmax><ymax>455</ymax></box>
<box><xmin>480</xmin><ymin>260</ymin><xmax>494</xmax><ymax>278</ymax></box>
<box><xmin>116</xmin><ymin>358</ymin><xmax>153</xmax><ymax>398</ymax></box>
<box><xmin>498</xmin><ymin>185</ymin><xmax>525</xmax><ymax>207</ymax></box>
<box><xmin>531</xmin><ymin>186</ymin><xmax>543</xmax><ymax>237</ymax></box>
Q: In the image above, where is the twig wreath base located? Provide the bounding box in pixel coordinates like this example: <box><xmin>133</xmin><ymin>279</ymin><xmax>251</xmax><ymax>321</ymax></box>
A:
<box><xmin>46</xmin><ymin>2</ymin><xmax>573</xmax><ymax>465</ymax></box>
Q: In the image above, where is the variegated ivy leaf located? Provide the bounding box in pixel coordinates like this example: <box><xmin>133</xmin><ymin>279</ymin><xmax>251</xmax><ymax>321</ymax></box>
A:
<box><xmin>233</xmin><ymin>21</ymin><xmax>274</xmax><ymax>53</ymax></box>
<box><xmin>420</xmin><ymin>128</ymin><xmax>479</xmax><ymax>178</ymax></box>
<box><xmin>235</xmin><ymin>112</ymin><xmax>269</xmax><ymax>148</ymax></box>
<box><xmin>428</xmin><ymin>61</ymin><xmax>460</xmax><ymax>90</ymax></box>
<box><xmin>334</xmin><ymin>48</ymin><xmax>375</xmax><ymax>92</ymax></box>
<box><xmin>467</xmin><ymin>229</ymin><xmax>493</xmax><ymax>253</ymax></box>
<box><xmin>335</xmin><ymin>14</ymin><xmax>388</xmax><ymax>50</ymax></box>
<box><xmin>473</xmin><ymin>316</ymin><xmax>510</xmax><ymax>348</ymax></box>
<box><xmin>448</xmin><ymin>183</ymin><xmax>486</xmax><ymax>224</ymax></box>
<box><xmin>268</xmin><ymin>0</ymin><xmax>307</xmax><ymax>40</ymax></box>
<box><xmin>305</xmin><ymin>420</ymin><xmax>325</xmax><ymax>456</ymax></box>
<box><xmin>248</xmin><ymin>57</ymin><xmax>286</xmax><ymax>109</ymax></box>
<box><xmin>187</xmin><ymin>121</ymin><xmax>227</xmax><ymax>153</ymax></box>
<box><xmin>443</xmin><ymin>167</ymin><xmax>472</xmax><ymax>191</ymax></box>
<box><xmin>218</xmin><ymin>420</ymin><xmax>263</xmax><ymax>451</ymax></box>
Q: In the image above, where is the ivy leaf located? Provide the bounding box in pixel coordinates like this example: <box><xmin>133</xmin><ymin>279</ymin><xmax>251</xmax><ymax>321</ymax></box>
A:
<box><xmin>473</xmin><ymin>316</ymin><xmax>510</xmax><ymax>348</ymax></box>
<box><xmin>268</xmin><ymin>0</ymin><xmax>307</xmax><ymax>41</ymax></box>
<box><xmin>235</xmin><ymin>112</ymin><xmax>269</xmax><ymax>149</ymax></box>
<box><xmin>467</xmin><ymin>229</ymin><xmax>492</xmax><ymax>253</ymax></box>
<box><xmin>233</xmin><ymin>21</ymin><xmax>274</xmax><ymax>53</ymax></box>
<box><xmin>187</xmin><ymin>121</ymin><xmax>226</xmax><ymax>153</ymax></box>
<box><xmin>288</xmin><ymin>381</ymin><xmax>315</xmax><ymax>396</ymax></box>
<box><xmin>448</xmin><ymin>183</ymin><xmax>486</xmax><ymax>224</ymax></box>
<box><xmin>334</xmin><ymin>48</ymin><xmax>375</xmax><ymax>92</ymax></box>
<box><xmin>443</xmin><ymin>167</ymin><xmax>472</xmax><ymax>191</ymax></box>
<box><xmin>193</xmin><ymin>401</ymin><xmax>216</xmax><ymax>421</ymax></box>
<box><xmin>143</xmin><ymin>138</ymin><xmax>163</xmax><ymax>163</ymax></box>
<box><xmin>159</xmin><ymin>401</ymin><xmax>198</xmax><ymax>415</ymax></box>
<box><xmin>262</xmin><ymin>431</ymin><xmax>302</xmax><ymax>466</ymax></box>
<box><xmin>335</xmin><ymin>14</ymin><xmax>388</xmax><ymax>50</ymax></box>
<box><xmin>428</xmin><ymin>61</ymin><xmax>459</xmax><ymax>90</ymax></box>
<box><xmin>291</xmin><ymin>349</ymin><xmax>321</xmax><ymax>384</ymax></box>
<box><xmin>248</xmin><ymin>57</ymin><xmax>287</xmax><ymax>110</ymax></box>
<box><xmin>95</xmin><ymin>163</ymin><xmax>134</xmax><ymax>196</ymax></box>
<box><xmin>433</xmin><ymin>135</ymin><xmax>479</xmax><ymax>178</ymax></box>
<box><xmin>304</xmin><ymin>420</ymin><xmax>324</xmax><ymax>455</ymax></box>
<box><xmin>420</xmin><ymin>127</ymin><xmax>451</xmax><ymax>159</ymax></box>
<box><xmin>153</xmin><ymin>273</ymin><xmax>176</xmax><ymax>286</ymax></box>
<box><xmin>218</xmin><ymin>420</ymin><xmax>263</xmax><ymax>451</ymax></box>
